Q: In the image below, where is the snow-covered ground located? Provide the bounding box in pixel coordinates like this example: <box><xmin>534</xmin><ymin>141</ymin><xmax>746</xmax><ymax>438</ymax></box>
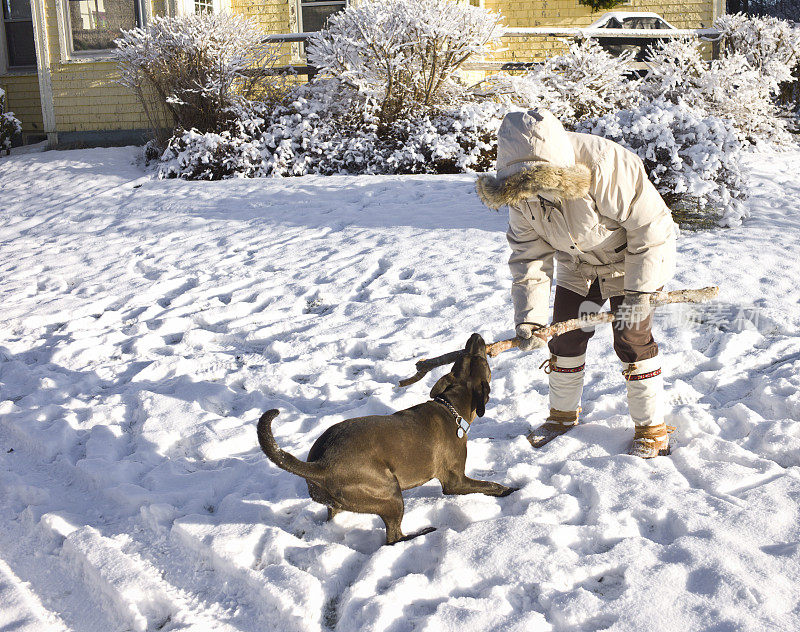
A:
<box><xmin>1</xmin><ymin>147</ymin><xmax>800</xmax><ymax>632</ymax></box>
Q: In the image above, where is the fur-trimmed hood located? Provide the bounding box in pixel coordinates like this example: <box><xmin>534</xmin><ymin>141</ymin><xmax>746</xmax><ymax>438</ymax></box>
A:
<box><xmin>476</xmin><ymin>162</ymin><xmax>591</xmax><ymax>210</ymax></box>
<box><xmin>476</xmin><ymin>108</ymin><xmax>591</xmax><ymax>209</ymax></box>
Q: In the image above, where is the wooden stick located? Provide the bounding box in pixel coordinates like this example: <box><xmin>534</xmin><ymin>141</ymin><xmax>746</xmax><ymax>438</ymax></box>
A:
<box><xmin>397</xmin><ymin>286</ymin><xmax>719</xmax><ymax>388</ymax></box>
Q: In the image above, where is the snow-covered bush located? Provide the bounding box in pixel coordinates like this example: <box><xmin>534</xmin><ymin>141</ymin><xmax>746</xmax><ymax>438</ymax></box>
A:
<box><xmin>114</xmin><ymin>14</ymin><xmax>287</xmax><ymax>137</ymax></box>
<box><xmin>1</xmin><ymin>88</ymin><xmax>22</xmax><ymax>155</ymax></box>
<box><xmin>642</xmin><ymin>35</ymin><xmax>794</xmax><ymax>146</ymax></box>
<box><xmin>155</xmin><ymin>10</ymin><xmax>789</xmax><ymax>231</ymax></box>
<box><xmin>155</xmin><ymin>0</ymin><xmax>504</xmax><ymax>170</ymax></box>
<box><xmin>714</xmin><ymin>13</ymin><xmax>800</xmax><ymax>83</ymax></box>
<box><xmin>578</xmin><ymin>100</ymin><xmax>749</xmax><ymax>225</ymax></box>
<box><xmin>715</xmin><ymin>13</ymin><xmax>800</xmax><ymax>121</ymax></box>
<box><xmin>158</xmin><ymin>78</ymin><xmax>510</xmax><ymax>179</ymax></box>
<box><xmin>307</xmin><ymin>0</ymin><xmax>503</xmax><ymax>127</ymax></box>
<box><xmin>486</xmin><ymin>40</ymin><xmax>640</xmax><ymax>128</ymax></box>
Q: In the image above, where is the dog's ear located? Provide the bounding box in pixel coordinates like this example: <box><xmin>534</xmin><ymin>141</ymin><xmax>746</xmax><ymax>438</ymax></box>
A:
<box><xmin>430</xmin><ymin>372</ymin><xmax>455</xmax><ymax>399</ymax></box>
<box><xmin>472</xmin><ymin>379</ymin><xmax>491</xmax><ymax>417</ymax></box>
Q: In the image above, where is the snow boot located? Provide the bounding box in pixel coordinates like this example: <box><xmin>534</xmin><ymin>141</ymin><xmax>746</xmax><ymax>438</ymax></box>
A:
<box><xmin>622</xmin><ymin>355</ymin><xmax>673</xmax><ymax>458</ymax></box>
<box><xmin>527</xmin><ymin>354</ymin><xmax>585</xmax><ymax>448</ymax></box>
<box><xmin>629</xmin><ymin>423</ymin><xmax>676</xmax><ymax>458</ymax></box>
<box><xmin>527</xmin><ymin>408</ymin><xmax>580</xmax><ymax>448</ymax></box>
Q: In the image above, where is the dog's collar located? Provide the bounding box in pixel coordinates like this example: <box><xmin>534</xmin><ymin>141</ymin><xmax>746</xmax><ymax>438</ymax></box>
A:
<box><xmin>433</xmin><ymin>396</ymin><xmax>471</xmax><ymax>439</ymax></box>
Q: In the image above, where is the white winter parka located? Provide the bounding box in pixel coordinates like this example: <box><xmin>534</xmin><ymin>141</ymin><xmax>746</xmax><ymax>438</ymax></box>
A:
<box><xmin>476</xmin><ymin>109</ymin><xmax>677</xmax><ymax>327</ymax></box>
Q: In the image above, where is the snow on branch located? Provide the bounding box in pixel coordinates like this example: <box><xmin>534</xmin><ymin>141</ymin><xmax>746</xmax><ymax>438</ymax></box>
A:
<box><xmin>306</xmin><ymin>0</ymin><xmax>503</xmax><ymax>126</ymax></box>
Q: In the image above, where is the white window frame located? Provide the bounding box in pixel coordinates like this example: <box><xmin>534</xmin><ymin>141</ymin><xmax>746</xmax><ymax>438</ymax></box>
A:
<box><xmin>55</xmin><ymin>0</ymin><xmax>151</xmax><ymax>62</ymax></box>
<box><xmin>291</xmin><ymin>0</ymin><xmax>346</xmax><ymax>62</ymax></box>
<box><xmin>54</xmin><ymin>0</ymin><xmax>230</xmax><ymax>63</ymax></box>
<box><xmin>0</xmin><ymin>0</ymin><xmax>38</xmax><ymax>73</ymax></box>
<box><xmin>294</xmin><ymin>0</ymin><xmax>347</xmax><ymax>34</ymax></box>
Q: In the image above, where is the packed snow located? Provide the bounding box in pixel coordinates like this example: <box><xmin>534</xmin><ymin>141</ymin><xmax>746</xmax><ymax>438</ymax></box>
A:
<box><xmin>1</xmin><ymin>146</ymin><xmax>800</xmax><ymax>631</ymax></box>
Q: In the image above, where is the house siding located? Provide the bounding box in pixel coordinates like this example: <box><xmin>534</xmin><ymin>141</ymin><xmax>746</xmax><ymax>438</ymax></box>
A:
<box><xmin>0</xmin><ymin>73</ymin><xmax>44</xmax><ymax>136</ymax></box>
<box><xmin>50</xmin><ymin>62</ymin><xmax>147</xmax><ymax>133</ymax></box>
<box><xmin>485</xmin><ymin>0</ymin><xmax>715</xmax><ymax>62</ymax></box>
<box><xmin>231</xmin><ymin>0</ymin><xmax>298</xmax><ymax>65</ymax></box>
<box><xmin>233</xmin><ymin>0</ymin><xmax>290</xmax><ymax>30</ymax></box>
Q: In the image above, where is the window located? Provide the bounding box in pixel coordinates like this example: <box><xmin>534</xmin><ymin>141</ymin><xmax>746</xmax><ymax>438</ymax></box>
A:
<box><xmin>66</xmin><ymin>0</ymin><xmax>141</xmax><ymax>52</ymax></box>
<box><xmin>193</xmin><ymin>0</ymin><xmax>214</xmax><ymax>13</ymax></box>
<box><xmin>2</xmin><ymin>0</ymin><xmax>36</xmax><ymax>68</ymax></box>
<box><xmin>299</xmin><ymin>0</ymin><xmax>345</xmax><ymax>32</ymax></box>
<box><xmin>56</xmin><ymin>0</ymin><xmax>229</xmax><ymax>60</ymax></box>
<box><xmin>55</xmin><ymin>0</ymin><xmax>149</xmax><ymax>59</ymax></box>
<box><xmin>173</xmin><ymin>0</ymin><xmax>229</xmax><ymax>16</ymax></box>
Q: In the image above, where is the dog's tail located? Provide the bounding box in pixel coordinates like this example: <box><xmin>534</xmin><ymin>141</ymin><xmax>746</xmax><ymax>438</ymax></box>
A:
<box><xmin>257</xmin><ymin>410</ymin><xmax>325</xmax><ymax>482</ymax></box>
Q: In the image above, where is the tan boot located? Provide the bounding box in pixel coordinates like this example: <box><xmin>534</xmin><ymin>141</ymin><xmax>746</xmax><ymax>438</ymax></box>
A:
<box><xmin>629</xmin><ymin>423</ymin><xmax>675</xmax><ymax>458</ymax></box>
<box><xmin>527</xmin><ymin>408</ymin><xmax>580</xmax><ymax>448</ymax></box>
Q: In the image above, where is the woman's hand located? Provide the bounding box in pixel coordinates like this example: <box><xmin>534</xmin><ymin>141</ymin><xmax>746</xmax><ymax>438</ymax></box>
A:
<box><xmin>516</xmin><ymin>322</ymin><xmax>549</xmax><ymax>351</ymax></box>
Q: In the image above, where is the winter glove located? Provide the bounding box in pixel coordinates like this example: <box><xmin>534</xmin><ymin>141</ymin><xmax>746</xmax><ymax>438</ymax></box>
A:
<box><xmin>515</xmin><ymin>322</ymin><xmax>548</xmax><ymax>351</ymax></box>
<box><xmin>619</xmin><ymin>291</ymin><xmax>654</xmax><ymax>327</ymax></box>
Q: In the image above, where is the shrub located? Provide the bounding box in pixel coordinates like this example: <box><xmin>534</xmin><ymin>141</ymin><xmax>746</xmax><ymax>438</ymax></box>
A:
<box><xmin>642</xmin><ymin>35</ymin><xmax>794</xmax><ymax>146</ymax></box>
<box><xmin>714</xmin><ymin>13</ymin><xmax>800</xmax><ymax>84</ymax></box>
<box><xmin>1</xmin><ymin>88</ymin><xmax>22</xmax><ymax>155</ymax></box>
<box><xmin>577</xmin><ymin>100</ymin><xmax>749</xmax><ymax>226</ymax></box>
<box><xmin>114</xmin><ymin>14</ymin><xmax>287</xmax><ymax>142</ymax></box>
<box><xmin>715</xmin><ymin>12</ymin><xmax>800</xmax><ymax>121</ymax></box>
<box><xmin>158</xmin><ymin>78</ymin><xmax>510</xmax><ymax>179</ymax></box>
<box><xmin>306</xmin><ymin>0</ymin><xmax>503</xmax><ymax>127</ymax></box>
<box><xmin>485</xmin><ymin>40</ymin><xmax>640</xmax><ymax>128</ymax></box>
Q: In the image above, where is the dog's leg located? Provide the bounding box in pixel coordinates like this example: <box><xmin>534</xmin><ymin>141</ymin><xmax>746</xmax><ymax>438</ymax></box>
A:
<box><xmin>379</xmin><ymin>498</ymin><xmax>406</xmax><ymax>545</ymax></box>
<box><xmin>326</xmin><ymin>507</ymin><xmax>341</xmax><ymax>522</ymax></box>
<box><xmin>357</xmin><ymin>478</ymin><xmax>407</xmax><ymax>545</ymax></box>
<box><xmin>441</xmin><ymin>473</ymin><xmax>518</xmax><ymax>497</ymax></box>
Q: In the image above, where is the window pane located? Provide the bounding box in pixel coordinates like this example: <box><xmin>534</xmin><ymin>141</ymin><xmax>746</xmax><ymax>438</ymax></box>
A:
<box><xmin>301</xmin><ymin>3</ymin><xmax>343</xmax><ymax>32</ymax></box>
<box><xmin>3</xmin><ymin>0</ymin><xmax>32</xmax><ymax>21</ymax></box>
<box><xmin>194</xmin><ymin>0</ymin><xmax>213</xmax><ymax>13</ymax></box>
<box><xmin>68</xmin><ymin>0</ymin><xmax>136</xmax><ymax>51</ymax></box>
<box><xmin>622</xmin><ymin>17</ymin><xmax>664</xmax><ymax>30</ymax></box>
<box><xmin>6</xmin><ymin>21</ymin><xmax>36</xmax><ymax>66</ymax></box>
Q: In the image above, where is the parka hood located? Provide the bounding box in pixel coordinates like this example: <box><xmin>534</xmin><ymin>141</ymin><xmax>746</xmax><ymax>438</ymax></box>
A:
<box><xmin>476</xmin><ymin>162</ymin><xmax>592</xmax><ymax>210</ymax></box>
<box><xmin>476</xmin><ymin>108</ymin><xmax>591</xmax><ymax>210</ymax></box>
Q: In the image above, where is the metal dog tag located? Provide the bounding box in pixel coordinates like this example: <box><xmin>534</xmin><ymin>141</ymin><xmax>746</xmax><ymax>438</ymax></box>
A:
<box><xmin>457</xmin><ymin>427</ymin><xmax>465</xmax><ymax>438</ymax></box>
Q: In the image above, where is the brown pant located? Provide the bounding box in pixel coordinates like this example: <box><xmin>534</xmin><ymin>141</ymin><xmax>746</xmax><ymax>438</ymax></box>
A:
<box><xmin>548</xmin><ymin>279</ymin><xmax>658</xmax><ymax>363</ymax></box>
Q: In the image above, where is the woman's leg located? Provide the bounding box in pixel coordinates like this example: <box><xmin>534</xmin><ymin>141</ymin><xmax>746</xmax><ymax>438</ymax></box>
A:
<box><xmin>529</xmin><ymin>281</ymin><xmax>604</xmax><ymax>448</ymax></box>
<box><xmin>610</xmin><ymin>294</ymin><xmax>669</xmax><ymax>457</ymax></box>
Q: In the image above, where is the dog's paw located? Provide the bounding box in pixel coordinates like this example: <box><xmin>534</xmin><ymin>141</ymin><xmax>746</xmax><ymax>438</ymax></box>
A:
<box><xmin>390</xmin><ymin>527</ymin><xmax>437</xmax><ymax>545</ymax></box>
<box><xmin>498</xmin><ymin>486</ymin><xmax>520</xmax><ymax>497</ymax></box>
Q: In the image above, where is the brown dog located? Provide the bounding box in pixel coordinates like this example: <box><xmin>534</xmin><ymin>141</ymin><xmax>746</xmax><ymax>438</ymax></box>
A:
<box><xmin>257</xmin><ymin>333</ymin><xmax>517</xmax><ymax>544</ymax></box>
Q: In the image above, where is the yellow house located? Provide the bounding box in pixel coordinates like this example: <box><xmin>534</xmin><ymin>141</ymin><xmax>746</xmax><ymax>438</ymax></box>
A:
<box><xmin>0</xmin><ymin>0</ymin><xmax>723</xmax><ymax>148</ymax></box>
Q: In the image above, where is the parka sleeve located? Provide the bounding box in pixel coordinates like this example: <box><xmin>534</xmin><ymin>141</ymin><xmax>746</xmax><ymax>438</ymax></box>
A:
<box><xmin>592</xmin><ymin>147</ymin><xmax>676</xmax><ymax>292</ymax></box>
<box><xmin>506</xmin><ymin>203</ymin><xmax>555</xmax><ymax>327</ymax></box>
